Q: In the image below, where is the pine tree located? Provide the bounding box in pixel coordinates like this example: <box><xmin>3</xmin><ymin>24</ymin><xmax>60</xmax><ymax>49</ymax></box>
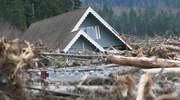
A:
<box><xmin>129</xmin><ymin>8</ymin><xmax>137</xmax><ymax>35</ymax></box>
<box><xmin>72</xmin><ymin>0</ymin><xmax>82</xmax><ymax>10</ymax></box>
<box><xmin>0</xmin><ymin>0</ymin><xmax>82</xmax><ymax>30</ymax></box>
<box><xmin>119</xmin><ymin>11</ymin><xmax>128</xmax><ymax>34</ymax></box>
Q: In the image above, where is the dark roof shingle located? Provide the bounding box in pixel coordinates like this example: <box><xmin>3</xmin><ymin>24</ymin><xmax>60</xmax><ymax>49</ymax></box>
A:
<box><xmin>21</xmin><ymin>7</ymin><xmax>88</xmax><ymax>50</ymax></box>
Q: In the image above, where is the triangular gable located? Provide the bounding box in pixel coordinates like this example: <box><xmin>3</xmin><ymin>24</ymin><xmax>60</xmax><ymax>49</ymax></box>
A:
<box><xmin>71</xmin><ymin>7</ymin><xmax>132</xmax><ymax>50</ymax></box>
<box><xmin>63</xmin><ymin>30</ymin><xmax>105</xmax><ymax>52</ymax></box>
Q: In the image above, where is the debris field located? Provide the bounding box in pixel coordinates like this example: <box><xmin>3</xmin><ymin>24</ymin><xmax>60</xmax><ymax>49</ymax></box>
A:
<box><xmin>0</xmin><ymin>35</ymin><xmax>180</xmax><ymax>100</ymax></box>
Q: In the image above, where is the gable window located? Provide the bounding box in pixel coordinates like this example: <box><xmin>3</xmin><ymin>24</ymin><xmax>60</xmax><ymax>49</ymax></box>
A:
<box><xmin>81</xmin><ymin>26</ymin><xmax>101</xmax><ymax>39</ymax></box>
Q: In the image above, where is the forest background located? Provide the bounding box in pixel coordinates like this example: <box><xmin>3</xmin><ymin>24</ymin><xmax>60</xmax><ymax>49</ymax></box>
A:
<box><xmin>0</xmin><ymin>0</ymin><xmax>180</xmax><ymax>39</ymax></box>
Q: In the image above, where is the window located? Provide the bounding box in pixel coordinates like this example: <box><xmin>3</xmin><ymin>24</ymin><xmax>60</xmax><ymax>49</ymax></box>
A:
<box><xmin>81</xmin><ymin>26</ymin><xmax>101</xmax><ymax>39</ymax></box>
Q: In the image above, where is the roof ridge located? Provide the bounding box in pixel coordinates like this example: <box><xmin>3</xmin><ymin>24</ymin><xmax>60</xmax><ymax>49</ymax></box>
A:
<box><xmin>31</xmin><ymin>7</ymin><xmax>89</xmax><ymax>25</ymax></box>
<box><xmin>56</xmin><ymin>7</ymin><xmax>89</xmax><ymax>17</ymax></box>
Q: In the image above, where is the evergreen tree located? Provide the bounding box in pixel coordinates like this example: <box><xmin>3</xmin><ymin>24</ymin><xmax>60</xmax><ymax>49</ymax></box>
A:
<box><xmin>0</xmin><ymin>0</ymin><xmax>6</xmax><ymax>19</ymax></box>
<box><xmin>136</xmin><ymin>9</ymin><xmax>144</xmax><ymax>36</ymax></box>
<box><xmin>174</xmin><ymin>12</ymin><xmax>180</xmax><ymax>35</ymax></box>
<box><xmin>0</xmin><ymin>0</ymin><xmax>82</xmax><ymax>30</ymax></box>
<box><xmin>141</xmin><ymin>7</ymin><xmax>155</xmax><ymax>36</ymax></box>
<box><xmin>72</xmin><ymin>0</ymin><xmax>82</xmax><ymax>10</ymax></box>
<box><xmin>12</xmin><ymin>0</ymin><xmax>26</xmax><ymax>30</ymax></box>
<box><xmin>99</xmin><ymin>5</ymin><xmax>115</xmax><ymax>27</ymax></box>
<box><xmin>34</xmin><ymin>0</ymin><xmax>72</xmax><ymax>21</ymax></box>
<box><xmin>0</xmin><ymin>0</ymin><xmax>26</xmax><ymax>30</ymax></box>
<box><xmin>29</xmin><ymin>0</ymin><xmax>82</xmax><ymax>27</ymax></box>
<box><xmin>23</xmin><ymin>0</ymin><xmax>34</xmax><ymax>27</ymax></box>
<box><xmin>119</xmin><ymin>11</ymin><xmax>128</xmax><ymax>34</ymax></box>
<box><xmin>129</xmin><ymin>8</ymin><xmax>137</xmax><ymax>35</ymax></box>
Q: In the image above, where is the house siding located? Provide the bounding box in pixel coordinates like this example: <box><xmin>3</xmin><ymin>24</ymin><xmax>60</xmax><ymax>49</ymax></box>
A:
<box><xmin>69</xmin><ymin>35</ymin><xmax>96</xmax><ymax>51</ymax></box>
<box><xmin>79</xmin><ymin>13</ymin><xmax>124</xmax><ymax>48</ymax></box>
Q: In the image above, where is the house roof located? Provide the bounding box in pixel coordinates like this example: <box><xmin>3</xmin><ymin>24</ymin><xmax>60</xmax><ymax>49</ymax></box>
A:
<box><xmin>21</xmin><ymin>7</ymin><xmax>88</xmax><ymax>49</ymax></box>
<box><xmin>63</xmin><ymin>30</ymin><xmax>105</xmax><ymax>52</ymax></box>
<box><xmin>21</xmin><ymin>7</ymin><xmax>132</xmax><ymax>52</ymax></box>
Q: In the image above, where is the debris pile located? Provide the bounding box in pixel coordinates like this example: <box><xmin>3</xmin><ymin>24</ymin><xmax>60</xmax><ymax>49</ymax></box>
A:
<box><xmin>1</xmin><ymin>35</ymin><xmax>180</xmax><ymax>100</ymax></box>
<box><xmin>0</xmin><ymin>37</ymin><xmax>34</xmax><ymax>100</ymax></box>
<box><xmin>26</xmin><ymin>35</ymin><xmax>180</xmax><ymax>99</ymax></box>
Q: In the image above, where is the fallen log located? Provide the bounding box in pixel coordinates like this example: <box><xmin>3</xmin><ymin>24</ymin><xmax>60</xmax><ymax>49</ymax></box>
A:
<box><xmin>32</xmin><ymin>64</ymin><xmax>119</xmax><ymax>72</ymax></box>
<box><xmin>106</xmin><ymin>55</ymin><xmax>180</xmax><ymax>68</ymax></box>
<box><xmin>136</xmin><ymin>68</ymin><xmax>180</xmax><ymax>100</ymax></box>
<box><xmin>27</xmin><ymin>86</ymin><xmax>84</xmax><ymax>97</ymax></box>
<box><xmin>39</xmin><ymin>52</ymin><xmax>107</xmax><ymax>58</ymax></box>
<box><xmin>64</xmin><ymin>64</ymin><xmax>119</xmax><ymax>72</ymax></box>
<box><xmin>27</xmin><ymin>85</ymin><xmax>114</xmax><ymax>95</ymax></box>
<box><xmin>136</xmin><ymin>72</ymin><xmax>156</xmax><ymax>100</ymax></box>
<box><xmin>27</xmin><ymin>84</ymin><xmax>180</xmax><ymax>98</ymax></box>
<box><xmin>109</xmin><ymin>67</ymin><xmax>140</xmax><ymax>77</ymax></box>
<box><xmin>164</xmin><ymin>45</ymin><xmax>180</xmax><ymax>52</ymax></box>
<box><xmin>142</xmin><ymin>68</ymin><xmax>180</xmax><ymax>74</ymax></box>
<box><xmin>165</xmin><ymin>40</ymin><xmax>180</xmax><ymax>46</ymax></box>
<box><xmin>136</xmin><ymin>73</ymin><xmax>180</xmax><ymax>100</ymax></box>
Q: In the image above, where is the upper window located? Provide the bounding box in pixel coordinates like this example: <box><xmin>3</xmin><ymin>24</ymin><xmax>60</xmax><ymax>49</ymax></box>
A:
<box><xmin>81</xmin><ymin>26</ymin><xmax>101</xmax><ymax>39</ymax></box>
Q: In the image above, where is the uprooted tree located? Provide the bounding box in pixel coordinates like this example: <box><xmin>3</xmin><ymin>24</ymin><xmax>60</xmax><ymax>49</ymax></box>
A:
<box><xmin>0</xmin><ymin>37</ymin><xmax>34</xmax><ymax>100</ymax></box>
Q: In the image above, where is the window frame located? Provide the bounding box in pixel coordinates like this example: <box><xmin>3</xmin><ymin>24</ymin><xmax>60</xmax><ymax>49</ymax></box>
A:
<box><xmin>81</xmin><ymin>25</ymin><xmax>101</xmax><ymax>39</ymax></box>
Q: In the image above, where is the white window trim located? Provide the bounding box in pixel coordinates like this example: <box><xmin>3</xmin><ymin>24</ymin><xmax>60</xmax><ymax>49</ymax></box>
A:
<box><xmin>95</xmin><ymin>26</ymin><xmax>101</xmax><ymax>39</ymax></box>
<box><xmin>81</xmin><ymin>25</ymin><xmax>101</xmax><ymax>39</ymax></box>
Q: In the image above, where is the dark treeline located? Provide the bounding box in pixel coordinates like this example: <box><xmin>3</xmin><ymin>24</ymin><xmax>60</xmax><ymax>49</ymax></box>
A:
<box><xmin>82</xmin><ymin>0</ymin><xmax>180</xmax><ymax>8</ymax></box>
<box><xmin>81</xmin><ymin>0</ymin><xmax>180</xmax><ymax>37</ymax></box>
<box><xmin>98</xmin><ymin>5</ymin><xmax>180</xmax><ymax>37</ymax></box>
<box><xmin>0</xmin><ymin>0</ymin><xmax>179</xmax><ymax>38</ymax></box>
<box><xmin>0</xmin><ymin>0</ymin><xmax>82</xmax><ymax>30</ymax></box>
